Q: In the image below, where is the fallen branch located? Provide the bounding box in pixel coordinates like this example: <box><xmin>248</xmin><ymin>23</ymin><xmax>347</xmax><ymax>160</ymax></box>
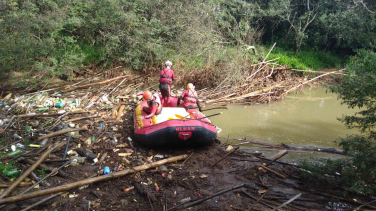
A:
<box><xmin>65</xmin><ymin>115</ymin><xmax>99</xmax><ymax>123</ymax></box>
<box><xmin>37</xmin><ymin>127</ymin><xmax>88</xmax><ymax>141</ymax></box>
<box><xmin>210</xmin><ymin>147</ymin><xmax>239</xmax><ymax>168</ymax></box>
<box><xmin>0</xmin><ymin>154</ymin><xmax>188</xmax><ymax>204</ymax></box>
<box><xmin>116</xmin><ymin>105</ymin><xmax>126</xmax><ymax>121</ymax></box>
<box><xmin>259</xmin><ymin>165</ymin><xmax>286</xmax><ymax>179</ymax></box>
<box><xmin>271</xmin><ymin>193</ymin><xmax>302</xmax><ymax>211</ymax></box>
<box><xmin>62</xmin><ymin>75</ymin><xmax>129</xmax><ymax>93</ymax></box>
<box><xmin>266</xmin><ymin>150</ymin><xmax>288</xmax><ymax>167</ymax></box>
<box><xmin>284</xmin><ymin>70</ymin><xmax>345</xmax><ymax>94</ymax></box>
<box><xmin>234</xmin><ymin>138</ymin><xmax>345</xmax><ymax>155</ymax></box>
<box><xmin>20</xmin><ymin>193</ymin><xmax>62</xmax><ymax>211</ymax></box>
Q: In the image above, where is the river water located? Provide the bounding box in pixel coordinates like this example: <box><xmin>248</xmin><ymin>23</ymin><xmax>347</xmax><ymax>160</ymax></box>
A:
<box><xmin>207</xmin><ymin>87</ymin><xmax>359</xmax><ymax>149</ymax></box>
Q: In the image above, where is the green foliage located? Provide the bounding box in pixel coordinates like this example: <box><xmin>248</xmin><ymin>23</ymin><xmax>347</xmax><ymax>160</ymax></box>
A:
<box><xmin>1</xmin><ymin>0</ymin><xmax>374</xmax><ymax>79</ymax></box>
<box><xmin>38</xmin><ymin>168</ymin><xmax>47</xmax><ymax>178</ymax></box>
<box><xmin>330</xmin><ymin>49</ymin><xmax>376</xmax><ymax>133</ymax></box>
<box><xmin>268</xmin><ymin>47</ymin><xmax>344</xmax><ymax>70</ymax></box>
<box><xmin>301</xmin><ymin>50</ymin><xmax>376</xmax><ymax>195</ymax></box>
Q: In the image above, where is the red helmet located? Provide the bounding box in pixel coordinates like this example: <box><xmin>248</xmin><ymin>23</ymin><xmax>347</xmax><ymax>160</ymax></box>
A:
<box><xmin>143</xmin><ymin>91</ymin><xmax>152</xmax><ymax>101</ymax></box>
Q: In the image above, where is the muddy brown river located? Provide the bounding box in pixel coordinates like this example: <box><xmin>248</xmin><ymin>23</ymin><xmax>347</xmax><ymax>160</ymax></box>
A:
<box><xmin>207</xmin><ymin>87</ymin><xmax>359</xmax><ymax>149</ymax></box>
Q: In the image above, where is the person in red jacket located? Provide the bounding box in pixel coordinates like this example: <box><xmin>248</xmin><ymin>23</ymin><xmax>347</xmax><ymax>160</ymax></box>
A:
<box><xmin>159</xmin><ymin>60</ymin><xmax>175</xmax><ymax>105</ymax></box>
<box><xmin>178</xmin><ymin>83</ymin><xmax>202</xmax><ymax>112</ymax></box>
<box><xmin>137</xmin><ymin>90</ymin><xmax>162</xmax><ymax>120</ymax></box>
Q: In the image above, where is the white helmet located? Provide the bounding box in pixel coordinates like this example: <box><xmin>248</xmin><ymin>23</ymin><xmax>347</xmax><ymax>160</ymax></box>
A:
<box><xmin>165</xmin><ymin>60</ymin><xmax>172</xmax><ymax>67</ymax></box>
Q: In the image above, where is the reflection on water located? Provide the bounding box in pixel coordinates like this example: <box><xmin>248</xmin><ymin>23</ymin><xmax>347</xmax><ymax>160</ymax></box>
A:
<box><xmin>208</xmin><ymin>87</ymin><xmax>359</xmax><ymax>148</ymax></box>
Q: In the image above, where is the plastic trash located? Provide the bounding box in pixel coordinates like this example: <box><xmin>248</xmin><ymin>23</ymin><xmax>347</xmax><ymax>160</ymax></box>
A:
<box><xmin>37</xmin><ymin>107</ymin><xmax>49</xmax><ymax>111</ymax></box>
<box><xmin>70</xmin><ymin>156</ymin><xmax>86</xmax><ymax>163</ymax></box>
<box><xmin>16</xmin><ymin>143</ymin><xmax>24</xmax><ymax>148</ymax></box>
<box><xmin>55</xmin><ymin>99</ymin><xmax>65</xmax><ymax>108</ymax></box>
<box><xmin>103</xmin><ymin>166</ymin><xmax>111</xmax><ymax>175</ymax></box>
<box><xmin>14</xmin><ymin>134</ymin><xmax>22</xmax><ymax>140</ymax></box>
<box><xmin>25</xmin><ymin>125</ymin><xmax>31</xmax><ymax>133</ymax></box>
<box><xmin>5</xmin><ymin>149</ymin><xmax>23</xmax><ymax>157</ymax></box>
<box><xmin>70</xmin><ymin>131</ymin><xmax>80</xmax><ymax>139</ymax></box>
<box><xmin>124</xmin><ymin>186</ymin><xmax>134</xmax><ymax>192</ymax></box>
<box><xmin>40</xmin><ymin>138</ymin><xmax>48</xmax><ymax>147</ymax></box>
<box><xmin>3</xmin><ymin>169</ymin><xmax>21</xmax><ymax>177</ymax></box>
<box><xmin>178</xmin><ymin>197</ymin><xmax>191</xmax><ymax>204</ymax></box>
<box><xmin>158</xmin><ymin>165</ymin><xmax>168</xmax><ymax>177</ymax></box>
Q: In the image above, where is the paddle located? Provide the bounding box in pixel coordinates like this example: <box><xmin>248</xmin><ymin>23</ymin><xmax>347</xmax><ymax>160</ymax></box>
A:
<box><xmin>175</xmin><ymin>112</ymin><xmax>195</xmax><ymax>119</ymax></box>
<box><xmin>197</xmin><ymin>112</ymin><xmax>223</xmax><ymax>120</ymax></box>
<box><xmin>201</xmin><ymin>106</ymin><xmax>228</xmax><ymax>112</ymax></box>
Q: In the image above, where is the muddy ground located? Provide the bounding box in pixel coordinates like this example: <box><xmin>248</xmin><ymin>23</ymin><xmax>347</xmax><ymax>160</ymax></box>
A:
<box><xmin>0</xmin><ymin>69</ymin><xmax>374</xmax><ymax>211</ymax></box>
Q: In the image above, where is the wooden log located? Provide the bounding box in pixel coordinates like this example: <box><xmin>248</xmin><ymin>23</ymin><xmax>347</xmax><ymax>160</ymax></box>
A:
<box><xmin>0</xmin><ymin>154</ymin><xmax>188</xmax><ymax>205</ymax></box>
<box><xmin>266</xmin><ymin>150</ymin><xmax>288</xmax><ymax>167</ymax></box>
<box><xmin>65</xmin><ymin>115</ymin><xmax>99</xmax><ymax>123</ymax></box>
<box><xmin>0</xmin><ymin>183</ymin><xmax>32</xmax><ymax>188</ymax></box>
<box><xmin>234</xmin><ymin>138</ymin><xmax>345</xmax><ymax>155</ymax></box>
<box><xmin>259</xmin><ymin>165</ymin><xmax>286</xmax><ymax>179</ymax></box>
<box><xmin>116</xmin><ymin>105</ymin><xmax>126</xmax><ymax>121</ymax></box>
<box><xmin>37</xmin><ymin>127</ymin><xmax>88</xmax><ymax>141</ymax></box>
<box><xmin>0</xmin><ymin>141</ymin><xmax>66</xmax><ymax>199</ymax></box>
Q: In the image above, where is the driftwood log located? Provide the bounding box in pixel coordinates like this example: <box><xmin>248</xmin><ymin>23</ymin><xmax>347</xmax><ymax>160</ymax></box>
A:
<box><xmin>234</xmin><ymin>138</ymin><xmax>345</xmax><ymax>155</ymax></box>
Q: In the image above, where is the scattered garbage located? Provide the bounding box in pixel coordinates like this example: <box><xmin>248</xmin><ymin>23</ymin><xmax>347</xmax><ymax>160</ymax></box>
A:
<box><xmin>124</xmin><ymin>186</ymin><xmax>134</xmax><ymax>192</ymax></box>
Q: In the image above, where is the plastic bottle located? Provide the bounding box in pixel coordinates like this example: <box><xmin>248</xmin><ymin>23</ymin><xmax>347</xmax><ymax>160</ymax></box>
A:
<box><xmin>40</xmin><ymin>138</ymin><xmax>48</xmax><ymax>147</ymax></box>
<box><xmin>14</xmin><ymin>134</ymin><xmax>22</xmax><ymax>140</ymax></box>
<box><xmin>16</xmin><ymin>143</ymin><xmax>24</xmax><ymax>148</ymax></box>
<box><xmin>178</xmin><ymin>197</ymin><xmax>191</xmax><ymax>204</ymax></box>
<box><xmin>3</xmin><ymin>169</ymin><xmax>21</xmax><ymax>177</ymax></box>
<box><xmin>37</xmin><ymin>107</ymin><xmax>49</xmax><ymax>111</ymax></box>
<box><xmin>6</xmin><ymin>149</ymin><xmax>23</xmax><ymax>157</ymax></box>
<box><xmin>55</xmin><ymin>99</ymin><xmax>65</xmax><ymax>108</ymax></box>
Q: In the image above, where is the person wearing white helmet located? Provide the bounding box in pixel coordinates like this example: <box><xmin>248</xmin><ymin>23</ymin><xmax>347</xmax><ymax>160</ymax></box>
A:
<box><xmin>177</xmin><ymin>83</ymin><xmax>202</xmax><ymax>112</ymax></box>
<box><xmin>159</xmin><ymin>60</ymin><xmax>175</xmax><ymax>105</ymax></box>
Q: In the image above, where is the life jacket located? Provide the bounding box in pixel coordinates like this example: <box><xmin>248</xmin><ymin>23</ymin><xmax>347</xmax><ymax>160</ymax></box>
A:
<box><xmin>147</xmin><ymin>93</ymin><xmax>162</xmax><ymax>114</ymax></box>
<box><xmin>159</xmin><ymin>68</ymin><xmax>174</xmax><ymax>84</ymax></box>
<box><xmin>183</xmin><ymin>89</ymin><xmax>198</xmax><ymax>107</ymax></box>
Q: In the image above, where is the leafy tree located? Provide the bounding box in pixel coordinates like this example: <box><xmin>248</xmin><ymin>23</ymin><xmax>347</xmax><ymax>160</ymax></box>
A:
<box><xmin>301</xmin><ymin>50</ymin><xmax>376</xmax><ymax>195</ymax></box>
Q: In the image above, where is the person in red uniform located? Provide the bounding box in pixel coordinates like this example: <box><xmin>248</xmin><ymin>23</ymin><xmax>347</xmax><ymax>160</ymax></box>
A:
<box><xmin>178</xmin><ymin>83</ymin><xmax>202</xmax><ymax>112</ymax></box>
<box><xmin>137</xmin><ymin>90</ymin><xmax>162</xmax><ymax>120</ymax></box>
<box><xmin>159</xmin><ymin>60</ymin><xmax>175</xmax><ymax>105</ymax></box>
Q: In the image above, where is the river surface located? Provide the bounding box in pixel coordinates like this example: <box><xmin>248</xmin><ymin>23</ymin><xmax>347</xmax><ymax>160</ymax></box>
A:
<box><xmin>207</xmin><ymin>87</ymin><xmax>359</xmax><ymax>149</ymax></box>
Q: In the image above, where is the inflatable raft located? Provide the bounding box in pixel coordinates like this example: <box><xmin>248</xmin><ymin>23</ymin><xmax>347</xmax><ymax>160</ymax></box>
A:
<box><xmin>133</xmin><ymin>96</ymin><xmax>217</xmax><ymax>147</ymax></box>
